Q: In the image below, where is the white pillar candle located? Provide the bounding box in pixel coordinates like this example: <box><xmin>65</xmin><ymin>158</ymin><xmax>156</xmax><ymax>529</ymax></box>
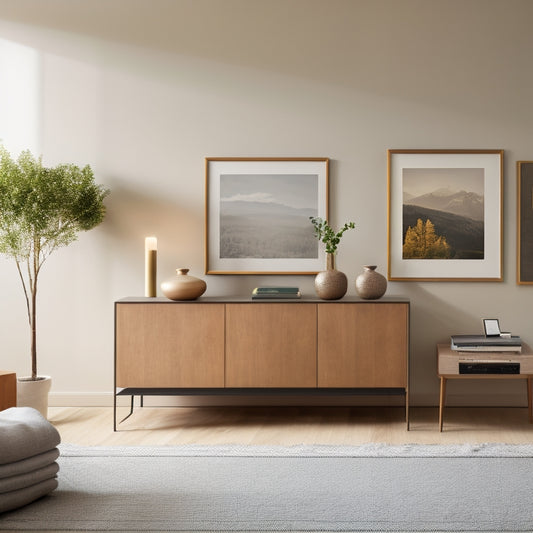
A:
<box><xmin>145</xmin><ymin>236</ymin><xmax>157</xmax><ymax>297</ymax></box>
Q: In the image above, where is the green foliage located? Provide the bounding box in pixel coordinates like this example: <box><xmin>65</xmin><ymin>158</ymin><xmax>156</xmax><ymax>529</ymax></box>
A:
<box><xmin>0</xmin><ymin>145</ymin><xmax>109</xmax><ymax>378</ymax></box>
<box><xmin>0</xmin><ymin>146</ymin><xmax>108</xmax><ymax>262</ymax></box>
<box><xmin>309</xmin><ymin>216</ymin><xmax>355</xmax><ymax>255</ymax></box>
<box><xmin>403</xmin><ymin>218</ymin><xmax>451</xmax><ymax>259</ymax></box>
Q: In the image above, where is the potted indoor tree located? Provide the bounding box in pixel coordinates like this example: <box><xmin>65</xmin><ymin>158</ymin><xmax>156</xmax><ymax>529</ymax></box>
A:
<box><xmin>0</xmin><ymin>145</ymin><xmax>109</xmax><ymax>417</ymax></box>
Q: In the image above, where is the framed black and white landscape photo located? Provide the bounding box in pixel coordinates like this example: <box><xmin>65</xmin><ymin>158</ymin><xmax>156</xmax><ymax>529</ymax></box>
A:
<box><xmin>387</xmin><ymin>149</ymin><xmax>503</xmax><ymax>281</ymax></box>
<box><xmin>205</xmin><ymin>158</ymin><xmax>329</xmax><ymax>274</ymax></box>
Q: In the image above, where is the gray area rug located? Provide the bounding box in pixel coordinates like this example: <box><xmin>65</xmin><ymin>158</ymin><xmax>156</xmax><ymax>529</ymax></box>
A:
<box><xmin>1</xmin><ymin>443</ymin><xmax>532</xmax><ymax>532</ymax></box>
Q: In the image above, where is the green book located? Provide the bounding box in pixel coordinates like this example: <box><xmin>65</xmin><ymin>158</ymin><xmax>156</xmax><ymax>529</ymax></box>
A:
<box><xmin>253</xmin><ymin>287</ymin><xmax>300</xmax><ymax>294</ymax></box>
<box><xmin>252</xmin><ymin>292</ymin><xmax>301</xmax><ymax>299</ymax></box>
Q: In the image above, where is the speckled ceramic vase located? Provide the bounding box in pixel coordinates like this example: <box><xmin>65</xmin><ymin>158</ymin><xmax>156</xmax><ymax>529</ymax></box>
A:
<box><xmin>161</xmin><ymin>268</ymin><xmax>207</xmax><ymax>300</ymax></box>
<box><xmin>314</xmin><ymin>254</ymin><xmax>347</xmax><ymax>300</ymax></box>
<box><xmin>355</xmin><ymin>265</ymin><xmax>387</xmax><ymax>300</ymax></box>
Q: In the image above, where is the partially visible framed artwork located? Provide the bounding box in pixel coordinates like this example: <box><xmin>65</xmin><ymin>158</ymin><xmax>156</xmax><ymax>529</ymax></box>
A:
<box><xmin>205</xmin><ymin>157</ymin><xmax>329</xmax><ymax>274</ymax></box>
<box><xmin>387</xmin><ymin>149</ymin><xmax>503</xmax><ymax>281</ymax></box>
<box><xmin>517</xmin><ymin>161</ymin><xmax>533</xmax><ymax>284</ymax></box>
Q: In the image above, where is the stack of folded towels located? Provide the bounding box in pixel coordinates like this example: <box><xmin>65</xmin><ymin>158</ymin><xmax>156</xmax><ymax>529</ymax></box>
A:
<box><xmin>0</xmin><ymin>407</ymin><xmax>60</xmax><ymax>513</ymax></box>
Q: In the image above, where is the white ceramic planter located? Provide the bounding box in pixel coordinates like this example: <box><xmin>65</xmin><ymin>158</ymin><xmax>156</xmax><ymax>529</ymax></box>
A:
<box><xmin>16</xmin><ymin>376</ymin><xmax>52</xmax><ymax>419</ymax></box>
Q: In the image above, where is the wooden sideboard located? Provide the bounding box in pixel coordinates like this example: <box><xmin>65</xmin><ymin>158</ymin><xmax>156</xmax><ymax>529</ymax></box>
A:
<box><xmin>0</xmin><ymin>371</ymin><xmax>17</xmax><ymax>411</ymax></box>
<box><xmin>114</xmin><ymin>296</ymin><xmax>410</xmax><ymax>429</ymax></box>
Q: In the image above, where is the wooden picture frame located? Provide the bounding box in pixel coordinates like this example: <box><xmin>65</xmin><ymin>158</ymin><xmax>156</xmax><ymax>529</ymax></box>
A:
<box><xmin>517</xmin><ymin>161</ymin><xmax>533</xmax><ymax>284</ymax></box>
<box><xmin>205</xmin><ymin>157</ymin><xmax>329</xmax><ymax>274</ymax></box>
<box><xmin>387</xmin><ymin>149</ymin><xmax>503</xmax><ymax>281</ymax></box>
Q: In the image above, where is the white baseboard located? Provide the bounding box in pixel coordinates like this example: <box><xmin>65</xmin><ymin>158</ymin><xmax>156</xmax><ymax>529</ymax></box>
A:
<box><xmin>440</xmin><ymin>393</ymin><xmax>528</xmax><ymax>407</ymax></box>
<box><xmin>49</xmin><ymin>392</ymin><xmax>529</xmax><ymax>408</ymax></box>
<box><xmin>408</xmin><ymin>393</ymin><xmax>528</xmax><ymax>408</ymax></box>
<box><xmin>49</xmin><ymin>392</ymin><xmax>119</xmax><ymax>407</ymax></box>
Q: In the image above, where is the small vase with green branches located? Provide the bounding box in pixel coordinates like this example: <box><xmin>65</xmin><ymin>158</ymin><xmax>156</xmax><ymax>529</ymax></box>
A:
<box><xmin>309</xmin><ymin>217</ymin><xmax>355</xmax><ymax>299</ymax></box>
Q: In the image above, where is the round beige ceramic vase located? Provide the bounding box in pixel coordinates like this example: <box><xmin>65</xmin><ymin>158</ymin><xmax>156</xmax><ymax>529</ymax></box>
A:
<box><xmin>314</xmin><ymin>253</ymin><xmax>347</xmax><ymax>300</ymax></box>
<box><xmin>355</xmin><ymin>265</ymin><xmax>387</xmax><ymax>299</ymax></box>
<box><xmin>161</xmin><ymin>268</ymin><xmax>207</xmax><ymax>300</ymax></box>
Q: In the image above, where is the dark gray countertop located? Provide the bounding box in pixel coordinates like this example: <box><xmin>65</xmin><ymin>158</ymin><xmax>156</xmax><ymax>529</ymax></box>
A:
<box><xmin>116</xmin><ymin>295</ymin><xmax>410</xmax><ymax>304</ymax></box>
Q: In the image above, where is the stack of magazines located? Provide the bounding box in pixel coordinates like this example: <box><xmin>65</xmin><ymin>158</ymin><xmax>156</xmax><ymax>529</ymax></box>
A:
<box><xmin>451</xmin><ymin>334</ymin><xmax>522</xmax><ymax>353</ymax></box>
<box><xmin>251</xmin><ymin>287</ymin><xmax>301</xmax><ymax>299</ymax></box>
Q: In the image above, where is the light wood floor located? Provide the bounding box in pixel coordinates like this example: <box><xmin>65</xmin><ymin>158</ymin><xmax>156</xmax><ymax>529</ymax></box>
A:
<box><xmin>48</xmin><ymin>406</ymin><xmax>533</xmax><ymax>446</ymax></box>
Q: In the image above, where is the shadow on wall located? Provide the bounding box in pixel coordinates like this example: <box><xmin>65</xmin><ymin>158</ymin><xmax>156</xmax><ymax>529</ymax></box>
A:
<box><xmin>102</xmin><ymin>178</ymin><xmax>247</xmax><ymax>297</ymax></box>
<box><xmin>103</xmin><ymin>178</ymin><xmax>203</xmax><ymax>280</ymax></box>
<box><xmin>405</xmin><ymin>283</ymin><xmax>484</xmax><ymax>404</ymax></box>
<box><xmin>1</xmin><ymin>0</ymin><xmax>532</xmax><ymax>125</ymax></box>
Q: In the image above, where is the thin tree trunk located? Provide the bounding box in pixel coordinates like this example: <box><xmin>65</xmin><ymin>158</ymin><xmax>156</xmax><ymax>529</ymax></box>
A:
<box><xmin>15</xmin><ymin>261</ymin><xmax>31</xmax><ymax>329</ymax></box>
<box><xmin>31</xmin><ymin>238</ymin><xmax>39</xmax><ymax>380</ymax></box>
<box><xmin>31</xmin><ymin>280</ymin><xmax>37</xmax><ymax>380</ymax></box>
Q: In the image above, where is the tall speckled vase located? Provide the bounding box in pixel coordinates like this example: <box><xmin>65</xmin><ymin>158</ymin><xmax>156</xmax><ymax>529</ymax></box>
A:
<box><xmin>314</xmin><ymin>253</ymin><xmax>347</xmax><ymax>300</ymax></box>
<box><xmin>355</xmin><ymin>265</ymin><xmax>387</xmax><ymax>299</ymax></box>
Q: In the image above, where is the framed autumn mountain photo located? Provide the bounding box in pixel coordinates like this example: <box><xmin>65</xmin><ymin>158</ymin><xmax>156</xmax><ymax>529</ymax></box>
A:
<box><xmin>387</xmin><ymin>149</ymin><xmax>503</xmax><ymax>281</ymax></box>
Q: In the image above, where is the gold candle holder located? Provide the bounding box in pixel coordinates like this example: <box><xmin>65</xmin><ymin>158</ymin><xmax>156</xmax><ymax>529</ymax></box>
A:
<box><xmin>145</xmin><ymin>236</ymin><xmax>157</xmax><ymax>297</ymax></box>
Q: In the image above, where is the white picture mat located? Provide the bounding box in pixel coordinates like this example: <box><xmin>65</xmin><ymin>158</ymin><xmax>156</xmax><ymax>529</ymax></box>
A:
<box><xmin>206</xmin><ymin>159</ymin><xmax>328</xmax><ymax>274</ymax></box>
<box><xmin>388</xmin><ymin>151</ymin><xmax>502</xmax><ymax>280</ymax></box>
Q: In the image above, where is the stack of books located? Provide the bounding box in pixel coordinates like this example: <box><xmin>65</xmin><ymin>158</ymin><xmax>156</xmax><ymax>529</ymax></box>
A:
<box><xmin>251</xmin><ymin>287</ymin><xmax>301</xmax><ymax>299</ymax></box>
<box><xmin>451</xmin><ymin>334</ymin><xmax>522</xmax><ymax>353</ymax></box>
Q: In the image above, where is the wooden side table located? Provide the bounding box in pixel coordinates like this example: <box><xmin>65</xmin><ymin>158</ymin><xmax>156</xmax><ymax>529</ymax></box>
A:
<box><xmin>437</xmin><ymin>343</ymin><xmax>533</xmax><ymax>431</ymax></box>
<box><xmin>0</xmin><ymin>371</ymin><xmax>17</xmax><ymax>411</ymax></box>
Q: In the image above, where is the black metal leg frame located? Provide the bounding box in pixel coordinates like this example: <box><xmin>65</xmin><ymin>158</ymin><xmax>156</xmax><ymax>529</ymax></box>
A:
<box><xmin>113</xmin><ymin>387</ymin><xmax>409</xmax><ymax>431</ymax></box>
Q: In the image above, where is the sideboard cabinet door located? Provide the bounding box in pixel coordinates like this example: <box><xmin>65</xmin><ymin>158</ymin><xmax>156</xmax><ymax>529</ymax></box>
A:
<box><xmin>225</xmin><ymin>303</ymin><xmax>317</xmax><ymax>387</ymax></box>
<box><xmin>116</xmin><ymin>303</ymin><xmax>225</xmax><ymax>388</ymax></box>
<box><xmin>317</xmin><ymin>303</ymin><xmax>408</xmax><ymax>388</ymax></box>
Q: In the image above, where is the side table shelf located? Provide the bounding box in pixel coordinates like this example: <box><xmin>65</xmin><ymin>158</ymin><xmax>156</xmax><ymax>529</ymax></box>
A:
<box><xmin>437</xmin><ymin>343</ymin><xmax>533</xmax><ymax>431</ymax></box>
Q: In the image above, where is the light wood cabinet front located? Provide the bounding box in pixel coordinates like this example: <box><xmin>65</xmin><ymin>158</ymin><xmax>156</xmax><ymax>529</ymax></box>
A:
<box><xmin>317</xmin><ymin>303</ymin><xmax>408</xmax><ymax>388</ymax></box>
<box><xmin>116</xmin><ymin>303</ymin><xmax>225</xmax><ymax>388</ymax></box>
<box><xmin>225</xmin><ymin>303</ymin><xmax>317</xmax><ymax>387</ymax></box>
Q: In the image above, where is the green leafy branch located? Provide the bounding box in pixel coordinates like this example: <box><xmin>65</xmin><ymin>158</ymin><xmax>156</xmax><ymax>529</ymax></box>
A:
<box><xmin>309</xmin><ymin>216</ymin><xmax>355</xmax><ymax>255</ymax></box>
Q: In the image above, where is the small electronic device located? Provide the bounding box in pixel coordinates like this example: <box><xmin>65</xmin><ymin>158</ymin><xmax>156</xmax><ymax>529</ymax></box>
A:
<box><xmin>483</xmin><ymin>319</ymin><xmax>501</xmax><ymax>337</ymax></box>
<box><xmin>459</xmin><ymin>362</ymin><xmax>520</xmax><ymax>374</ymax></box>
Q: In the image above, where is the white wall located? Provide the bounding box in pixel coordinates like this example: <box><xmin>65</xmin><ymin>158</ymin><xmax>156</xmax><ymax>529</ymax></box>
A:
<box><xmin>1</xmin><ymin>0</ymin><xmax>532</xmax><ymax>407</ymax></box>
